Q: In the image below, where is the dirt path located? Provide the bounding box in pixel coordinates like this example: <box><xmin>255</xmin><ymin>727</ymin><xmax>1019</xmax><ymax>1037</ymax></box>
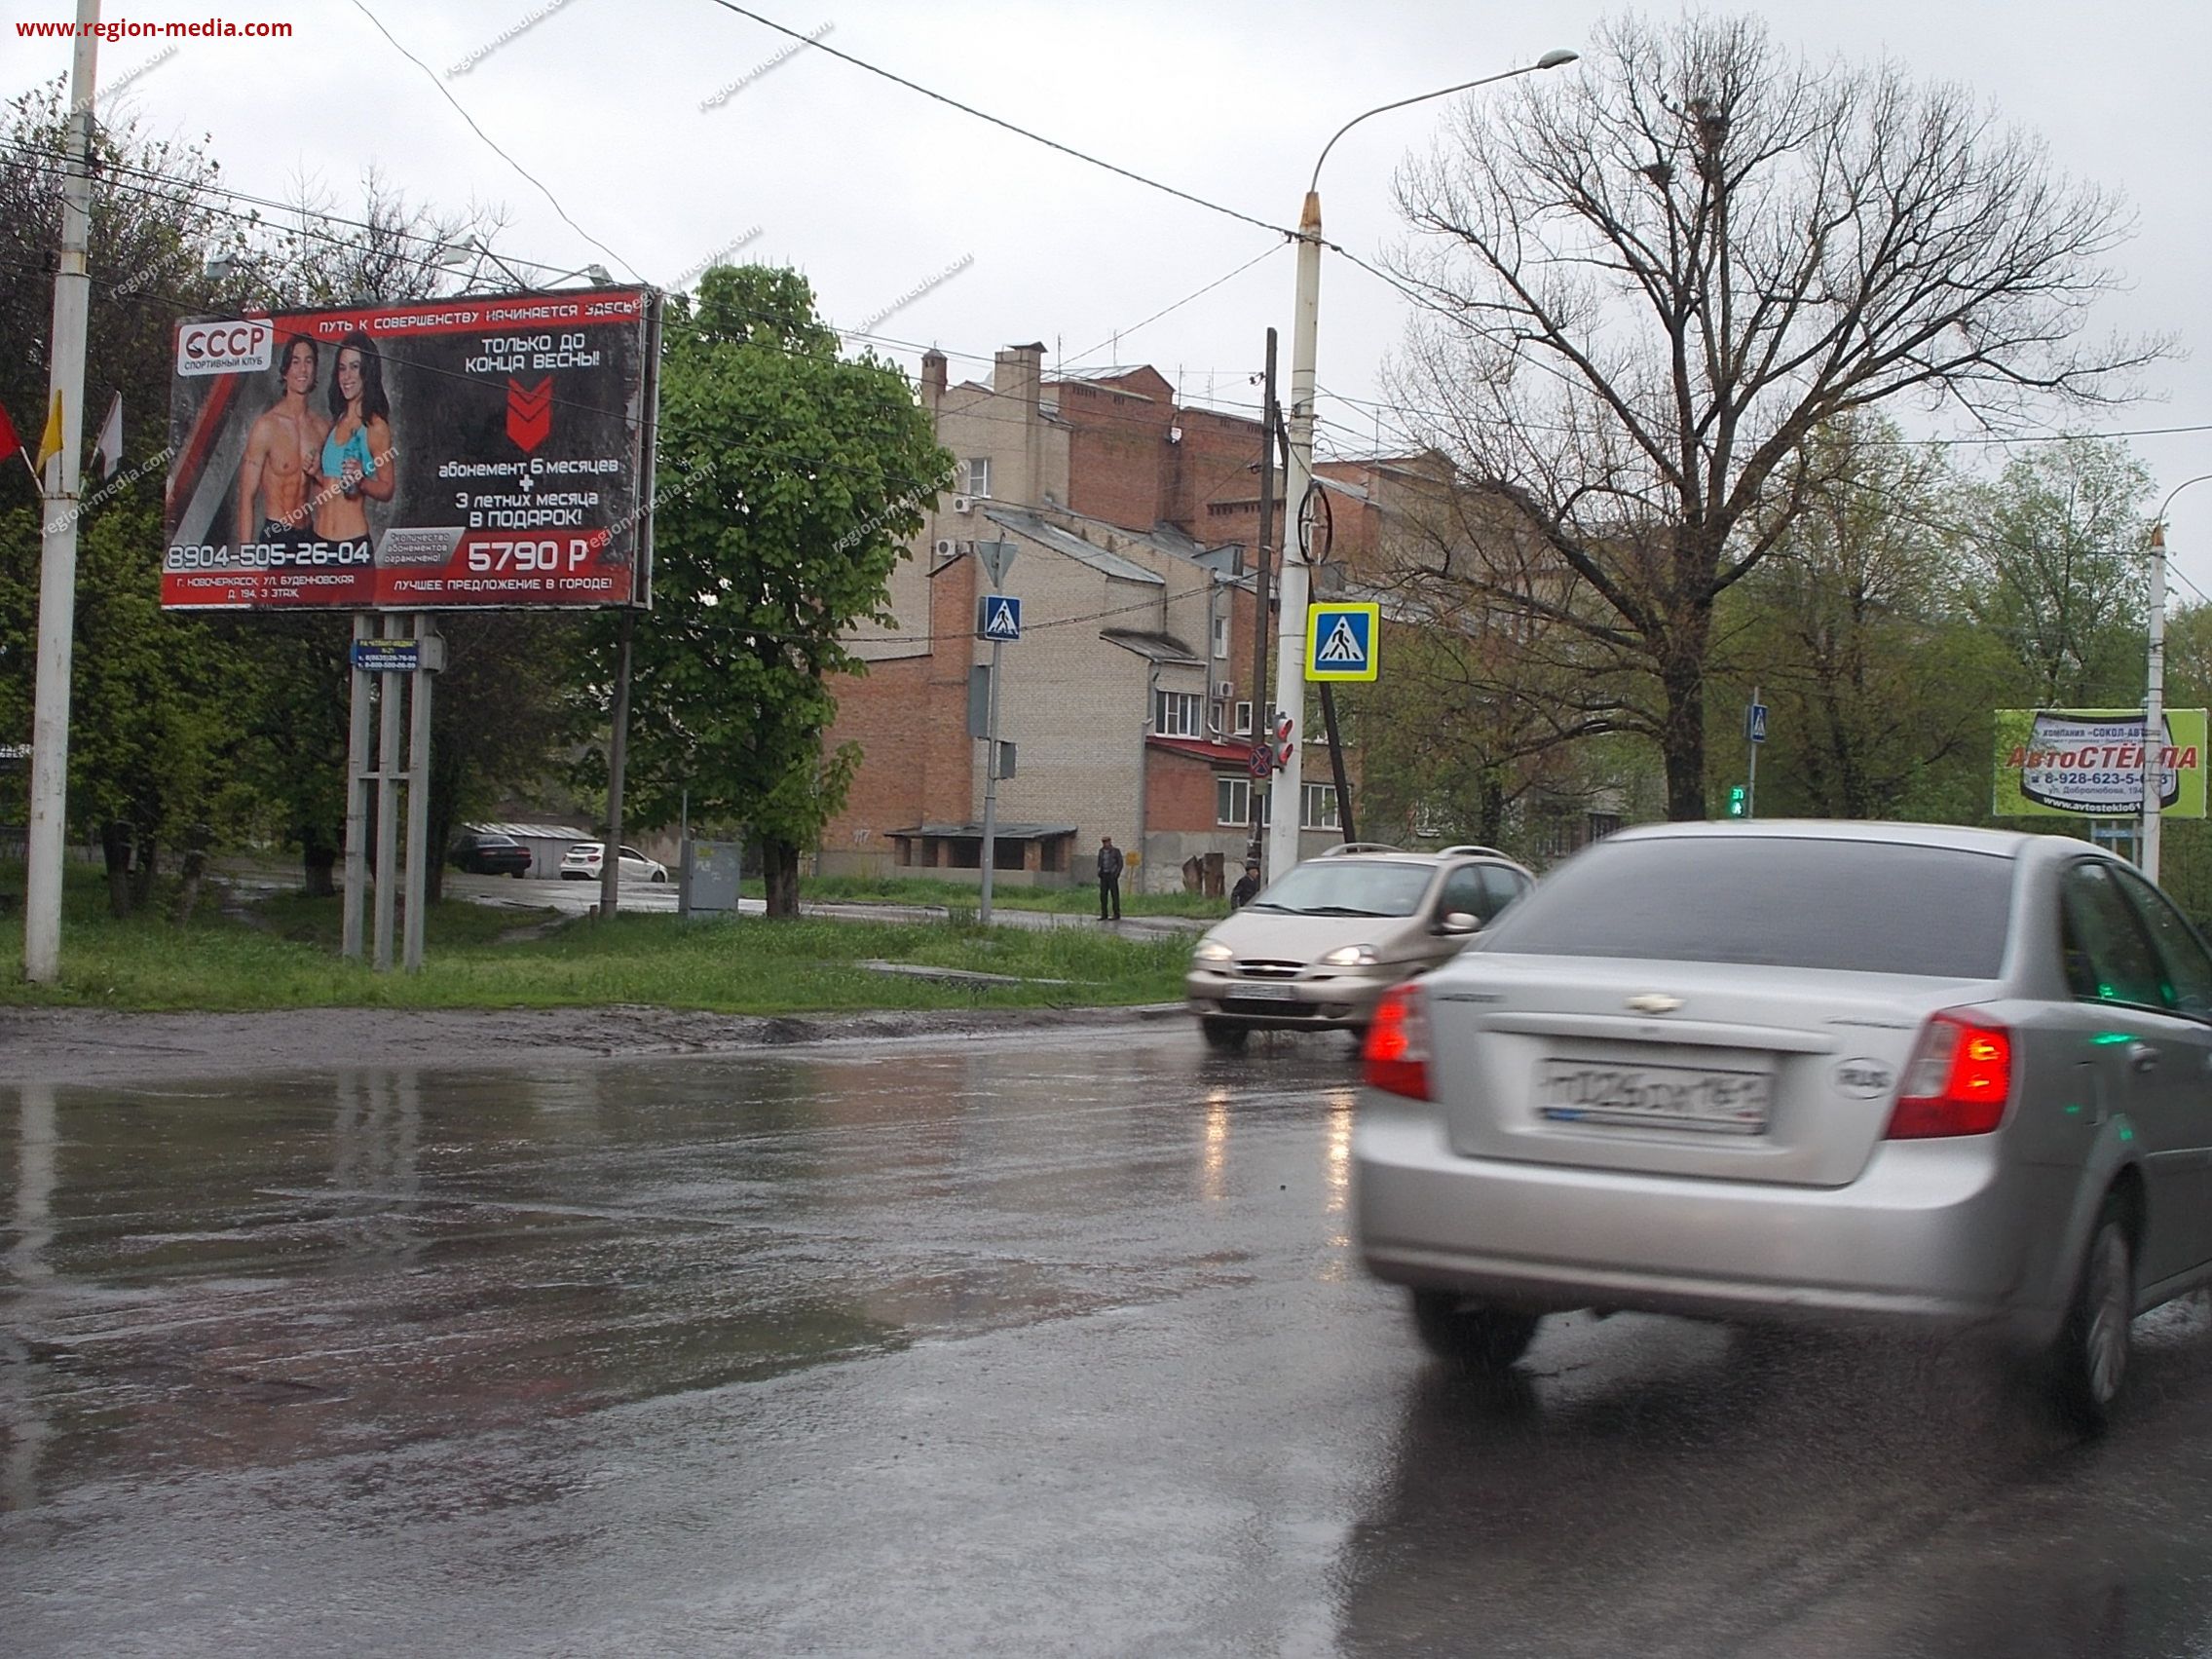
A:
<box><xmin>0</xmin><ymin>1002</ymin><xmax>1185</xmax><ymax>1086</ymax></box>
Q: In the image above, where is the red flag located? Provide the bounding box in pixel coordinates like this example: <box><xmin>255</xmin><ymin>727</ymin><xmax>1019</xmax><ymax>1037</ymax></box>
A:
<box><xmin>0</xmin><ymin>398</ymin><xmax>20</xmax><ymax>464</ymax></box>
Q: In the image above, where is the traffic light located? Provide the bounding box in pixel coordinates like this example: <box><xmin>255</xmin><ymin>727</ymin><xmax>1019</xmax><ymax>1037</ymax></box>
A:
<box><xmin>1726</xmin><ymin>785</ymin><xmax>1747</xmax><ymax>818</ymax></box>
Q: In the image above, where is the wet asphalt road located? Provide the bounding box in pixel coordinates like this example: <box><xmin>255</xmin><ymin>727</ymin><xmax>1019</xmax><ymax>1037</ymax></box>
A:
<box><xmin>6</xmin><ymin>1025</ymin><xmax>2212</xmax><ymax>1658</ymax></box>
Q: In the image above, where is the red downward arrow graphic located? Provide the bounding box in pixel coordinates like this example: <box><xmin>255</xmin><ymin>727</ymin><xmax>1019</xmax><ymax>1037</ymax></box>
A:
<box><xmin>506</xmin><ymin>377</ymin><xmax>553</xmax><ymax>452</ymax></box>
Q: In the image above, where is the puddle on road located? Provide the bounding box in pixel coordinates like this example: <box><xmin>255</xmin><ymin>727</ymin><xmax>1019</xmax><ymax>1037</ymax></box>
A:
<box><xmin>2</xmin><ymin>1032</ymin><xmax>1308</xmax><ymax>1512</ymax></box>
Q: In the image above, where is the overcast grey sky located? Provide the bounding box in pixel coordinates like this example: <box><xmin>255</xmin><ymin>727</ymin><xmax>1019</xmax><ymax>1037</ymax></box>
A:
<box><xmin>10</xmin><ymin>0</ymin><xmax>2211</xmax><ymax>587</ymax></box>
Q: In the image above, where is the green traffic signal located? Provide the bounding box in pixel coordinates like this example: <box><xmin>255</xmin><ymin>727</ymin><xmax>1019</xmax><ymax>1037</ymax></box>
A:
<box><xmin>1726</xmin><ymin>785</ymin><xmax>1747</xmax><ymax>818</ymax></box>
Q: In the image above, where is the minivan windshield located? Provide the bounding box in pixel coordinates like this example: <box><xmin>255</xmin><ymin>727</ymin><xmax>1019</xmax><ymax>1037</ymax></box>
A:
<box><xmin>1247</xmin><ymin>860</ymin><xmax>1435</xmax><ymax>918</ymax></box>
<box><xmin>1479</xmin><ymin>835</ymin><xmax>2015</xmax><ymax>977</ymax></box>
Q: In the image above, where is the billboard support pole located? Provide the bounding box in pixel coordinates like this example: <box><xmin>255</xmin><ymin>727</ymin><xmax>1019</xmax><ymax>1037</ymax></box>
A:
<box><xmin>22</xmin><ymin>0</ymin><xmax>97</xmax><ymax>985</ymax></box>
<box><xmin>373</xmin><ymin>611</ymin><xmax>402</xmax><ymax>970</ymax></box>
<box><xmin>597</xmin><ymin>607</ymin><xmax>635</xmax><ymax>922</ymax></box>
<box><xmin>342</xmin><ymin>614</ymin><xmax>372</xmax><ymax>960</ymax></box>
<box><xmin>401</xmin><ymin>614</ymin><xmax>437</xmax><ymax>972</ymax></box>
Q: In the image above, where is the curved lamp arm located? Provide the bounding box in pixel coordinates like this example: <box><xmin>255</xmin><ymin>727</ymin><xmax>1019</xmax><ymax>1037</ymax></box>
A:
<box><xmin>1308</xmin><ymin>50</ymin><xmax>1578</xmax><ymax>195</ymax></box>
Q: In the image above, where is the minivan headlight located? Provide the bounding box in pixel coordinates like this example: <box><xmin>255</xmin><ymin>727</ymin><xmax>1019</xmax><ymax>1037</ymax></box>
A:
<box><xmin>1321</xmin><ymin>943</ymin><xmax>1379</xmax><ymax>967</ymax></box>
<box><xmin>1193</xmin><ymin>939</ymin><xmax>1233</xmax><ymax>964</ymax></box>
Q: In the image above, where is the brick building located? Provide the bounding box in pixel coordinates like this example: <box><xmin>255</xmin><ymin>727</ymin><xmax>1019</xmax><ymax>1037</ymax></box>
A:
<box><xmin>820</xmin><ymin>345</ymin><xmax>1361</xmax><ymax>892</ymax></box>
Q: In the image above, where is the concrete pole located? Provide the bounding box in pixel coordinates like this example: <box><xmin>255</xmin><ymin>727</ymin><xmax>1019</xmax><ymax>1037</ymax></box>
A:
<box><xmin>373</xmin><ymin>615</ymin><xmax>402</xmax><ymax>972</ymax></box>
<box><xmin>2143</xmin><ymin>530</ymin><xmax>2166</xmax><ymax>884</ymax></box>
<box><xmin>1258</xmin><ymin>54</ymin><xmax>1578</xmax><ymax>881</ymax></box>
<box><xmin>342</xmin><ymin>614</ymin><xmax>372</xmax><ymax>960</ymax></box>
<box><xmin>1266</xmin><ymin>190</ymin><xmax>1323</xmax><ymax>878</ymax></box>
<box><xmin>21</xmin><ymin>0</ymin><xmax>98</xmax><ymax>985</ymax></box>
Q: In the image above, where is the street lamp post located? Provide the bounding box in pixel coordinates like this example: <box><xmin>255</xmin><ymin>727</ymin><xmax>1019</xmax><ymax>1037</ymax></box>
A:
<box><xmin>2144</xmin><ymin>473</ymin><xmax>2212</xmax><ymax>883</ymax></box>
<box><xmin>1265</xmin><ymin>50</ymin><xmax>1578</xmax><ymax>877</ymax></box>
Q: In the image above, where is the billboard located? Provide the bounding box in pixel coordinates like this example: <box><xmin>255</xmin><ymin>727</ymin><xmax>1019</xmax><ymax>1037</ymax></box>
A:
<box><xmin>1992</xmin><ymin>708</ymin><xmax>2208</xmax><ymax>818</ymax></box>
<box><xmin>163</xmin><ymin>288</ymin><xmax>657</xmax><ymax>610</ymax></box>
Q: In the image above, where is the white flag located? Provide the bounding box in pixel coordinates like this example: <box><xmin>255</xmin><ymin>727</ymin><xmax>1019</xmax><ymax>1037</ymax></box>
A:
<box><xmin>91</xmin><ymin>392</ymin><xmax>122</xmax><ymax>480</ymax></box>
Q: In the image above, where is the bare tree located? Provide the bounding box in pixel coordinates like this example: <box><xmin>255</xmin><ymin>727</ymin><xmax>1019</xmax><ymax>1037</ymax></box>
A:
<box><xmin>1387</xmin><ymin>12</ymin><xmax>2160</xmax><ymax>817</ymax></box>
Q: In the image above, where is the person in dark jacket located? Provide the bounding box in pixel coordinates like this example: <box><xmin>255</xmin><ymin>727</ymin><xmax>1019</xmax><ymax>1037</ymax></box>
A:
<box><xmin>1230</xmin><ymin>858</ymin><xmax>1262</xmax><ymax>910</ymax></box>
<box><xmin>1096</xmin><ymin>835</ymin><xmax>1124</xmax><ymax>921</ymax></box>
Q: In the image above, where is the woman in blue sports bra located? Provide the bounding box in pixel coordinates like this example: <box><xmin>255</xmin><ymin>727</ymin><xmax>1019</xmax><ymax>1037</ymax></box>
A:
<box><xmin>315</xmin><ymin>331</ymin><xmax>395</xmax><ymax>547</ymax></box>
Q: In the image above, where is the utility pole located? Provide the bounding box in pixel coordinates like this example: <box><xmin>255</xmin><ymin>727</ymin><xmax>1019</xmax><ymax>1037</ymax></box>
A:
<box><xmin>1266</xmin><ymin>191</ymin><xmax>1323</xmax><ymax>879</ymax></box>
<box><xmin>22</xmin><ymin>0</ymin><xmax>98</xmax><ymax>985</ymax></box>
<box><xmin>1247</xmin><ymin>328</ymin><xmax>1277</xmax><ymax>871</ymax></box>
<box><xmin>975</xmin><ymin>537</ymin><xmax>1017</xmax><ymax>926</ymax></box>
<box><xmin>2143</xmin><ymin>528</ymin><xmax>2167</xmax><ymax>883</ymax></box>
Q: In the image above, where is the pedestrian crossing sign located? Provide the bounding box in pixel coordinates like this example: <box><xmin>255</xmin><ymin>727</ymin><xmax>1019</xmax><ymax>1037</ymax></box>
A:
<box><xmin>1304</xmin><ymin>603</ymin><xmax>1379</xmax><ymax>681</ymax></box>
<box><xmin>979</xmin><ymin>594</ymin><xmax>1022</xmax><ymax>641</ymax></box>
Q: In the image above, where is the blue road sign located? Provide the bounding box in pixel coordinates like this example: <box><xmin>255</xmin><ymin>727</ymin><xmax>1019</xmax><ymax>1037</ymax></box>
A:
<box><xmin>1746</xmin><ymin>701</ymin><xmax>1769</xmax><ymax>743</ymax></box>
<box><xmin>1305</xmin><ymin>602</ymin><xmax>1379</xmax><ymax>681</ymax></box>
<box><xmin>979</xmin><ymin>594</ymin><xmax>1023</xmax><ymax>641</ymax></box>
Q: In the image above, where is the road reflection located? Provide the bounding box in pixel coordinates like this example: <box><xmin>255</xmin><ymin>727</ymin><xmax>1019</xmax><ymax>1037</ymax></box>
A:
<box><xmin>1336</xmin><ymin>1304</ymin><xmax>2212</xmax><ymax>1658</ymax></box>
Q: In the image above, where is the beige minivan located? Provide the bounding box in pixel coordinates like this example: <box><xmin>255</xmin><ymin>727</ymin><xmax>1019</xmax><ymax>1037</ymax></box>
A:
<box><xmin>1184</xmin><ymin>845</ymin><xmax>1535</xmax><ymax>1048</ymax></box>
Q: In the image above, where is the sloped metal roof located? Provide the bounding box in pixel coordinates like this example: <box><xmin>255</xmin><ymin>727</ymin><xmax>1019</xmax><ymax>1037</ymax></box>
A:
<box><xmin>981</xmin><ymin>506</ymin><xmax>1164</xmax><ymax>585</ymax></box>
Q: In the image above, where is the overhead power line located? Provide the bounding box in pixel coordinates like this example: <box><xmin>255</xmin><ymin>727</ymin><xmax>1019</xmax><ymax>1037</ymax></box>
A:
<box><xmin>696</xmin><ymin>0</ymin><xmax>1294</xmax><ymax>240</ymax></box>
<box><xmin>346</xmin><ymin>0</ymin><xmax>639</xmax><ymax>283</ymax></box>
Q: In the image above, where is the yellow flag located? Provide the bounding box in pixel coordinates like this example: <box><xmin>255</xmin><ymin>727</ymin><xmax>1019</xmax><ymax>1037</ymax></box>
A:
<box><xmin>34</xmin><ymin>389</ymin><xmax>63</xmax><ymax>471</ymax></box>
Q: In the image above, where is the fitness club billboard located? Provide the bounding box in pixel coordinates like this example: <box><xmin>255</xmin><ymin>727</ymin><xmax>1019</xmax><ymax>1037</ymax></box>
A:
<box><xmin>162</xmin><ymin>287</ymin><xmax>658</xmax><ymax>611</ymax></box>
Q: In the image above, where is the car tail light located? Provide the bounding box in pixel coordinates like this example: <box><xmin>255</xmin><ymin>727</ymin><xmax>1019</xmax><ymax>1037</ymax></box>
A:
<box><xmin>1886</xmin><ymin>1011</ymin><xmax>2011</xmax><ymax>1139</ymax></box>
<box><xmin>1364</xmin><ymin>982</ymin><xmax>1431</xmax><ymax>1101</ymax></box>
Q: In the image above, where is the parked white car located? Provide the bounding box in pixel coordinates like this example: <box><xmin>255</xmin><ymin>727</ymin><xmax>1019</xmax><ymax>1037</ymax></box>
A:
<box><xmin>557</xmin><ymin>842</ymin><xmax>667</xmax><ymax>883</ymax></box>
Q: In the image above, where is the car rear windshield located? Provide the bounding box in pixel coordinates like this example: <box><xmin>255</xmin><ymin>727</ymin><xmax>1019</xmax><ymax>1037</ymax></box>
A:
<box><xmin>1479</xmin><ymin>836</ymin><xmax>2015</xmax><ymax>977</ymax></box>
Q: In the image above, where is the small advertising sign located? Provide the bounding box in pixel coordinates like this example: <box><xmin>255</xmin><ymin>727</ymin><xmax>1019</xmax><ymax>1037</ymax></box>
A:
<box><xmin>162</xmin><ymin>287</ymin><xmax>657</xmax><ymax>612</ymax></box>
<box><xmin>1992</xmin><ymin>708</ymin><xmax>2208</xmax><ymax>818</ymax></box>
<box><xmin>351</xmin><ymin>638</ymin><xmax>419</xmax><ymax>674</ymax></box>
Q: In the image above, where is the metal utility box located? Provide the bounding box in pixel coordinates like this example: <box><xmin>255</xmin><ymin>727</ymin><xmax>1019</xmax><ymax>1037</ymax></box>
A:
<box><xmin>679</xmin><ymin>838</ymin><xmax>744</xmax><ymax>919</ymax></box>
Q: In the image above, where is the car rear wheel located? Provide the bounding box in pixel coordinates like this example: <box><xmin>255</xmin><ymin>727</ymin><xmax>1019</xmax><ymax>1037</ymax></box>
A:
<box><xmin>1199</xmin><ymin>1018</ymin><xmax>1248</xmax><ymax>1052</ymax></box>
<box><xmin>1409</xmin><ymin>1290</ymin><xmax>1541</xmax><ymax>1372</ymax></box>
<box><xmin>2048</xmin><ymin>1201</ymin><xmax>2134</xmax><ymax>1434</ymax></box>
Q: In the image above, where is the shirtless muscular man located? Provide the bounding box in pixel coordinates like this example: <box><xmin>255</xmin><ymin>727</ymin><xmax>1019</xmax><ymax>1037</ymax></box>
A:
<box><xmin>234</xmin><ymin>336</ymin><xmax>330</xmax><ymax>555</ymax></box>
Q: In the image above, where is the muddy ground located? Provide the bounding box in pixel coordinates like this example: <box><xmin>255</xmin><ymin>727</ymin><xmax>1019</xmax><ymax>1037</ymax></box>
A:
<box><xmin>0</xmin><ymin>1001</ymin><xmax>1185</xmax><ymax>1086</ymax></box>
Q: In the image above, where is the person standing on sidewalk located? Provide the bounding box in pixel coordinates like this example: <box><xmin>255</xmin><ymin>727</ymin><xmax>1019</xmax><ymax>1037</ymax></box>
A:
<box><xmin>1096</xmin><ymin>835</ymin><xmax>1124</xmax><ymax>922</ymax></box>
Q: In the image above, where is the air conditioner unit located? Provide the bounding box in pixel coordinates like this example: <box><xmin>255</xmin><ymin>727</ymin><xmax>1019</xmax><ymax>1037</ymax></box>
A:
<box><xmin>933</xmin><ymin>539</ymin><xmax>956</xmax><ymax>558</ymax></box>
<box><xmin>1217</xmin><ymin>680</ymin><xmax>1236</xmax><ymax>700</ymax></box>
<box><xmin>952</xmin><ymin>494</ymin><xmax>974</xmax><ymax>514</ymax></box>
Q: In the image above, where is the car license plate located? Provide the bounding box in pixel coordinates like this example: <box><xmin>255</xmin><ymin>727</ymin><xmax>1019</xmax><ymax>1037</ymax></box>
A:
<box><xmin>1535</xmin><ymin>1058</ymin><xmax>1771</xmax><ymax>1134</ymax></box>
<box><xmin>1230</xmin><ymin>982</ymin><xmax>1298</xmax><ymax>1001</ymax></box>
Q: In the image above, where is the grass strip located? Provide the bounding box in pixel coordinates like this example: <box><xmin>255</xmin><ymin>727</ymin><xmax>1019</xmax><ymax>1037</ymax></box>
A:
<box><xmin>0</xmin><ymin>864</ymin><xmax>1190</xmax><ymax>1014</ymax></box>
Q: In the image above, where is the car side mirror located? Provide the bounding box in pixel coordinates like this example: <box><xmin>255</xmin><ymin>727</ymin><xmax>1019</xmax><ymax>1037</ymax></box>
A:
<box><xmin>1438</xmin><ymin>911</ymin><xmax>1481</xmax><ymax>936</ymax></box>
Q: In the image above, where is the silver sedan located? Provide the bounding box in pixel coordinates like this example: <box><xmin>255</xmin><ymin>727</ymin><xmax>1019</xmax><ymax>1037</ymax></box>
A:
<box><xmin>1353</xmin><ymin>820</ymin><xmax>2212</xmax><ymax>1432</ymax></box>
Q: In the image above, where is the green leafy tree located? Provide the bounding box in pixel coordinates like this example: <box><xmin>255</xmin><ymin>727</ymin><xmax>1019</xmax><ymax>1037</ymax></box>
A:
<box><xmin>593</xmin><ymin>266</ymin><xmax>949</xmax><ymax>916</ymax></box>
<box><xmin>1720</xmin><ymin>417</ymin><xmax>2015</xmax><ymax>821</ymax></box>
<box><xmin>0</xmin><ymin>81</ymin><xmax>256</xmax><ymax>912</ymax></box>
<box><xmin>1964</xmin><ymin>438</ymin><xmax>2152</xmax><ymax>706</ymax></box>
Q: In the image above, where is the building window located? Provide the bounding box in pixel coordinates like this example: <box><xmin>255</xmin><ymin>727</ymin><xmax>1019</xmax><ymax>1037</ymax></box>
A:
<box><xmin>1212</xmin><ymin>615</ymin><xmax>1230</xmax><ymax>659</ymax></box>
<box><xmin>1301</xmin><ymin>782</ymin><xmax>1340</xmax><ymax>831</ymax></box>
<box><xmin>1587</xmin><ymin>811</ymin><xmax>1623</xmax><ymax>843</ymax></box>
<box><xmin>1233</xmin><ymin>700</ymin><xmax>1253</xmax><ymax>735</ymax></box>
<box><xmin>1154</xmin><ymin>689</ymin><xmax>1203</xmax><ymax>738</ymax></box>
<box><xmin>963</xmin><ymin>457</ymin><xmax>992</xmax><ymax>498</ymax></box>
<box><xmin>1217</xmin><ymin>776</ymin><xmax>1269</xmax><ymax>826</ymax></box>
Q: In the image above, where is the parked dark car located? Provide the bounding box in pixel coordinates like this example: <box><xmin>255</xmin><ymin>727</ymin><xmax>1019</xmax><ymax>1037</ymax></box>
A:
<box><xmin>451</xmin><ymin>831</ymin><xmax>535</xmax><ymax>877</ymax></box>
